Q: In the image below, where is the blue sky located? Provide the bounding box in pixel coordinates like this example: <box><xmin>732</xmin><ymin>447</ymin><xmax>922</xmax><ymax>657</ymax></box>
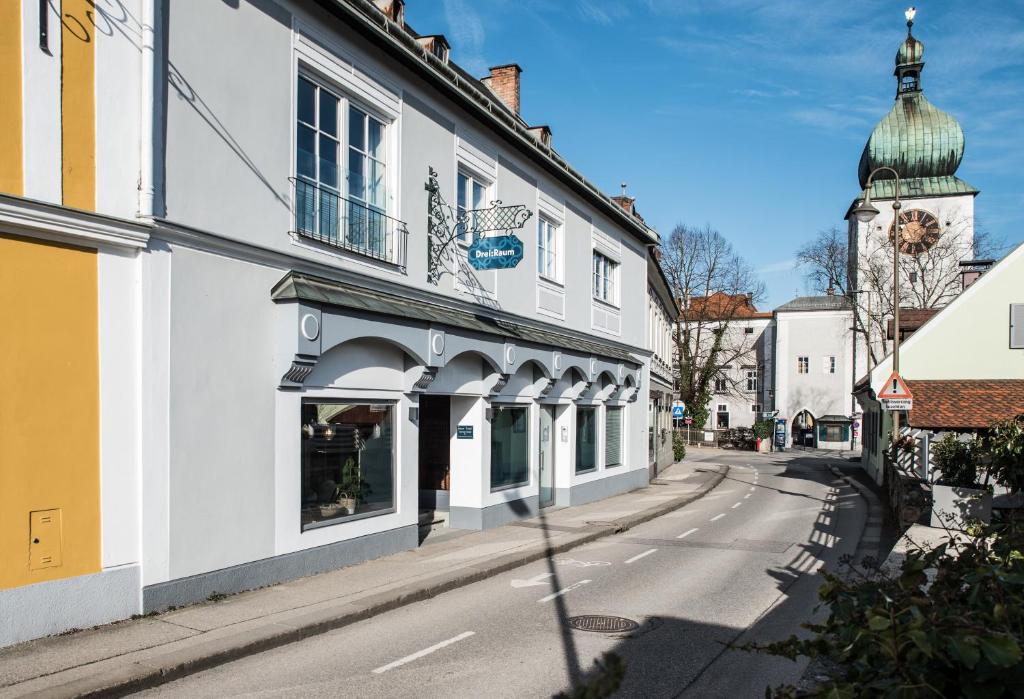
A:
<box><xmin>405</xmin><ymin>0</ymin><xmax>1024</xmax><ymax>308</ymax></box>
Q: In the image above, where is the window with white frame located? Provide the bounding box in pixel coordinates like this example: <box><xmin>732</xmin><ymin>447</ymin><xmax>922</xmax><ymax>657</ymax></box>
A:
<box><xmin>824</xmin><ymin>356</ymin><xmax>836</xmax><ymax>374</ymax></box>
<box><xmin>537</xmin><ymin>217</ymin><xmax>561</xmax><ymax>282</ymax></box>
<box><xmin>797</xmin><ymin>356</ymin><xmax>809</xmax><ymax>374</ymax></box>
<box><xmin>592</xmin><ymin>251</ymin><xmax>618</xmax><ymax>304</ymax></box>
<box><xmin>295</xmin><ymin>75</ymin><xmax>392</xmax><ymax>261</ymax></box>
<box><xmin>456</xmin><ymin>170</ymin><xmax>488</xmax><ymax>244</ymax></box>
<box><xmin>745</xmin><ymin>367</ymin><xmax>758</xmax><ymax>392</ymax></box>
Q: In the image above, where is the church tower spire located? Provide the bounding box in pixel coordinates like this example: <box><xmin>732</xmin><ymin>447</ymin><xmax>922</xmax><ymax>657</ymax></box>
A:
<box><xmin>895</xmin><ymin>7</ymin><xmax>924</xmax><ymax>95</ymax></box>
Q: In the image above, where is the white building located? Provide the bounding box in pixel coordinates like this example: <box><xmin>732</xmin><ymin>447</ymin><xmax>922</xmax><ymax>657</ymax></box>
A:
<box><xmin>645</xmin><ymin>247</ymin><xmax>679</xmax><ymax>473</ymax></box>
<box><xmin>0</xmin><ymin>0</ymin><xmax>662</xmax><ymax>644</ymax></box>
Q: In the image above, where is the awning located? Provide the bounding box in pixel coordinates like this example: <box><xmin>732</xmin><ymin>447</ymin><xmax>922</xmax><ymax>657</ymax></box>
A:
<box><xmin>272</xmin><ymin>272</ymin><xmax>639</xmax><ymax>365</ymax></box>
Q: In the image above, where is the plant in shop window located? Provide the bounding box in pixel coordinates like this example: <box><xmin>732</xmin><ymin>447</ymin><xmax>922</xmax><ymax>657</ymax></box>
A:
<box><xmin>302</xmin><ymin>420</ymin><xmax>372</xmax><ymax>519</ymax></box>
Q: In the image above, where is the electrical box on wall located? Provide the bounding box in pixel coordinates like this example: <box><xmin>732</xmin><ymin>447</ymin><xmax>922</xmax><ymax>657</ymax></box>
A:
<box><xmin>29</xmin><ymin>509</ymin><xmax>63</xmax><ymax>570</ymax></box>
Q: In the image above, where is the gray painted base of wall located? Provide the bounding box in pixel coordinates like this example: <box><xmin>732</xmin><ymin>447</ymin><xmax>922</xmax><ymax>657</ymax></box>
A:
<box><xmin>0</xmin><ymin>565</ymin><xmax>141</xmax><ymax>648</ymax></box>
<box><xmin>450</xmin><ymin>496</ymin><xmax>539</xmax><ymax>530</ymax></box>
<box><xmin>555</xmin><ymin>468</ymin><xmax>650</xmax><ymax>508</ymax></box>
<box><xmin>143</xmin><ymin>524</ymin><xmax>418</xmax><ymax>613</ymax></box>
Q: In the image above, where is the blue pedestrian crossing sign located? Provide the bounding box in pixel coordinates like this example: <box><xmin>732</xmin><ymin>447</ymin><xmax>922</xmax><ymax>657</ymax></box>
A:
<box><xmin>672</xmin><ymin>403</ymin><xmax>686</xmax><ymax>419</ymax></box>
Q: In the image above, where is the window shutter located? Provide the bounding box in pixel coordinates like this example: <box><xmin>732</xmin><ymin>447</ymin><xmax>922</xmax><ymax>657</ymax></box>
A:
<box><xmin>605</xmin><ymin>407</ymin><xmax>622</xmax><ymax>467</ymax></box>
<box><xmin>1012</xmin><ymin>304</ymin><xmax>1024</xmax><ymax>350</ymax></box>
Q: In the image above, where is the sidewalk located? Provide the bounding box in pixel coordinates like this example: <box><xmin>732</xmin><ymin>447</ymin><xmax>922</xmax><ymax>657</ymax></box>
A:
<box><xmin>0</xmin><ymin>458</ymin><xmax>727</xmax><ymax>699</ymax></box>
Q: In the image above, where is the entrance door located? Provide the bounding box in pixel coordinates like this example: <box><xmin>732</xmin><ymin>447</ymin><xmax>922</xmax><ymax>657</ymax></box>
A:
<box><xmin>418</xmin><ymin>395</ymin><xmax>451</xmax><ymax>510</ymax></box>
<box><xmin>538</xmin><ymin>406</ymin><xmax>555</xmax><ymax>508</ymax></box>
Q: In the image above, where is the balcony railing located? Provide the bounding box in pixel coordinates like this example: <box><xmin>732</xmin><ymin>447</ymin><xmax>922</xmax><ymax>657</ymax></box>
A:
<box><xmin>291</xmin><ymin>178</ymin><xmax>408</xmax><ymax>271</ymax></box>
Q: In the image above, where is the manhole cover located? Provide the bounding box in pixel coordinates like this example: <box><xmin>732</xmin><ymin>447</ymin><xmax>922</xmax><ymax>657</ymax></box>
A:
<box><xmin>567</xmin><ymin>615</ymin><xmax>639</xmax><ymax>633</ymax></box>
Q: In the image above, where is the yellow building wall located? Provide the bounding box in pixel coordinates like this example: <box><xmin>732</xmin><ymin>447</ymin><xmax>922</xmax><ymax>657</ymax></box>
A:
<box><xmin>62</xmin><ymin>0</ymin><xmax>96</xmax><ymax>211</ymax></box>
<box><xmin>0</xmin><ymin>234</ymin><xmax>101</xmax><ymax>589</ymax></box>
<box><xmin>0</xmin><ymin>0</ymin><xmax>23</xmax><ymax>196</ymax></box>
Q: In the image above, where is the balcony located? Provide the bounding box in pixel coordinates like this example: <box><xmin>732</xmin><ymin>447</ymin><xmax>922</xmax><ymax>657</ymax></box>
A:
<box><xmin>291</xmin><ymin>178</ymin><xmax>408</xmax><ymax>271</ymax></box>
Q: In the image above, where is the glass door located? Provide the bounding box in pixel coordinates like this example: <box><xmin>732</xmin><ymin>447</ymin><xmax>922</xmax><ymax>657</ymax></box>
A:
<box><xmin>538</xmin><ymin>406</ymin><xmax>555</xmax><ymax>507</ymax></box>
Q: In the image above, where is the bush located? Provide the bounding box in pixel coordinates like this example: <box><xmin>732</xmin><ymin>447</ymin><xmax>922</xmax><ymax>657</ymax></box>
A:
<box><xmin>673</xmin><ymin>431</ymin><xmax>686</xmax><ymax>462</ymax></box>
<box><xmin>933</xmin><ymin>433</ymin><xmax>979</xmax><ymax>488</ymax></box>
<box><xmin>753</xmin><ymin>419</ymin><xmax>774</xmax><ymax>440</ymax></box>
<box><xmin>982</xmin><ymin>414</ymin><xmax>1024</xmax><ymax>494</ymax></box>
<box><xmin>746</xmin><ymin>519</ymin><xmax>1024</xmax><ymax>697</ymax></box>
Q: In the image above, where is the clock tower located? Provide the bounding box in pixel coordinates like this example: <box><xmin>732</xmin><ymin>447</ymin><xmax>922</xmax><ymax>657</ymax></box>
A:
<box><xmin>847</xmin><ymin>9</ymin><xmax>977</xmax><ymax>318</ymax></box>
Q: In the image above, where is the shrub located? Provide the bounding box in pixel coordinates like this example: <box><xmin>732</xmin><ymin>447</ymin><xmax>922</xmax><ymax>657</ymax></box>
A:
<box><xmin>673</xmin><ymin>430</ymin><xmax>686</xmax><ymax>462</ymax></box>
<box><xmin>982</xmin><ymin>414</ymin><xmax>1024</xmax><ymax>494</ymax></box>
<box><xmin>932</xmin><ymin>433</ymin><xmax>979</xmax><ymax>488</ymax></box>
<box><xmin>753</xmin><ymin>419</ymin><xmax>774</xmax><ymax>440</ymax></box>
<box><xmin>745</xmin><ymin>519</ymin><xmax>1024</xmax><ymax>697</ymax></box>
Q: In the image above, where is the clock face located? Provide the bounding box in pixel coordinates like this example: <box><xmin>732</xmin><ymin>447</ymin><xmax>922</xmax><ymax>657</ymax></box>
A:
<box><xmin>888</xmin><ymin>208</ymin><xmax>941</xmax><ymax>255</ymax></box>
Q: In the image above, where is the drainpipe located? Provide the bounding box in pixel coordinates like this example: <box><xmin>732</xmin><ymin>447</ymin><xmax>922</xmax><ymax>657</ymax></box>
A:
<box><xmin>138</xmin><ymin>0</ymin><xmax>157</xmax><ymax>218</ymax></box>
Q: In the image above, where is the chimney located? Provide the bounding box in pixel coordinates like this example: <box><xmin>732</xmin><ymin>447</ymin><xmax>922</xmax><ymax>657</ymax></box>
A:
<box><xmin>610</xmin><ymin>195</ymin><xmax>635</xmax><ymax>217</ymax></box>
<box><xmin>415</xmin><ymin>34</ymin><xmax>450</xmax><ymax>64</ymax></box>
<box><xmin>373</xmin><ymin>0</ymin><xmax>405</xmax><ymax>24</ymax></box>
<box><xmin>528</xmin><ymin>124</ymin><xmax>552</xmax><ymax>148</ymax></box>
<box><xmin>482</xmin><ymin>64</ymin><xmax>522</xmax><ymax>115</ymax></box>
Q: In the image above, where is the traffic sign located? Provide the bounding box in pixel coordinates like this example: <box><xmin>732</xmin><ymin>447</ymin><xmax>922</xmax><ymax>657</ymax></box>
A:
<box><xmin>878</xmin><ymin>371</ymin><xmax>913</xmax><ymax>411</ymax></box>
<box><xmin>684</xmin><ymin>417</ymin><xmax>693</xmax><ymax>425</ymax></box>
<box><xmin>672</xmin><ymin>405</ymin><xmax>685</xmax><ymax>419</ymax></box>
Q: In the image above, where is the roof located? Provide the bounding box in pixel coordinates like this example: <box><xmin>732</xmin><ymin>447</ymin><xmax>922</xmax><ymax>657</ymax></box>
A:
<box><xmin>683</xmin><ymin>292</ymin><xmax>771</xmax><ymax>321</ymax></box>
<box><xmin>774</xmin><ymin>295</ymin><xmax>852</xmax><ymax>313</ymax></box>
<box><xmin>331</xmin><ymin>0</ymin><xmax>658</xmax><ymax>247</ymax></box>
<box><xmin>906</xmin><ymin>380</ymin><xmax>1024</xmax><ymax>429</ymax></box>
<box><xmin>886</xmin><ymin>308</ymin><xmax>940</xmax><ymax>339</ymax></box>
<box><xmin>272</xmin><ymin>272</ymin><xmax>638</xmax><ymax>364</ymax></box>
<box><xmin>819</xmin><ymin>414</ymin><xmax>853</xmax><ymax>423</ymax></box>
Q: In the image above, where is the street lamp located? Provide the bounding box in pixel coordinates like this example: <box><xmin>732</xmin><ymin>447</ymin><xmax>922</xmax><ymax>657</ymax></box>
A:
<box><xmin>852</xmin><ymin>166</ymin><xmax>904</xmax><ymax>444</ymax></box>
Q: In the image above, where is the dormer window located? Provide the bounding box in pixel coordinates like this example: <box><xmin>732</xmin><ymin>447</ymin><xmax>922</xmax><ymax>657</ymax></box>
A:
<box><xmin>416</xmin><ymin>35</ymin><xmax>450</xmax><ymax>65</ymax></box>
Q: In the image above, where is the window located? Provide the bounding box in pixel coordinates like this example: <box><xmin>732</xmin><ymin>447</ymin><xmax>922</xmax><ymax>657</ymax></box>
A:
<box><xmin>744</xmin><ymin>327</ymin><xmax>754</xmax><ymax>334</ymax></box>
<box><xmin>537</xmin><ymin>217</ymin><xmax>561</xmax><ymax>282</ymax></box>
<box><xmin>716</xmin><ymin>405</ymin><xmax>729</xmax><ymax>429</ymax></box>
<box><xmin>456</xmin><ymin>170</ymin><xmax>488</xmax><ymax>244</ymax></box>
<box><xmin>605</xmin><ymin>407</ymin><xmax>623</xmax><ymax>468</ymax></box>
<box><xmin>491</xmin><ymin>405</ymin><xmax>529</xmax><ymax>489</ymax></box>
<box><xmin>576</xmin><ymin>407</ymin><xmax>597</xmax><ymax>473</ymax></box>
<box><xmin>592</xmin><ymin>251</ymin><xmax>618</xmax><ymax>304</ymax></box>
<box><xmin>745</xmin><ymin>368</ymin><xmax>758</xmax><ymax>392</ymax></box>
<box><xmin>295</xmin><ymin>76</ymin><xmax>392</xmax><ymax>261</ymax></box>
<box><xmin>751</xmin><ymin>404</ymin><xmax>762</xmax><ymax>413</ymax></box>
<box><xmin>824</xmin><ymin>356</ymin><xmax>836</xmax><ymax>374</ymax></box>
<box><xmin>797</xmin><ymin>356</ymin><xmax>809</xmax><ymax>374</ymax></box>
<box><xmin>818</xmin><ymin>424</ymin><xmax>850</xmax><ymax>442</ymax></box>
<box><xmin>300</xmin><ymin>401</ymin><xmax>394</xmax><ymax>529</ymax></box>
<box><xmin>714</xmin><ymin>377</ymin><xmax>727</xmax><ymax>392</ymax></box>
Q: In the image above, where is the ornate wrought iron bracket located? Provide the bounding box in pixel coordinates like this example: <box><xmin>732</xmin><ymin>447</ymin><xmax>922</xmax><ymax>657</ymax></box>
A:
<box><xmin>425</xmin><ymin>167</ymin><xmax>533</xmax><ymax>285</ymax></box>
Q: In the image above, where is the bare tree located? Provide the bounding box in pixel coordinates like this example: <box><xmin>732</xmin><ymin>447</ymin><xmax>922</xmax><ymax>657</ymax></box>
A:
<box><xmin>797</xmin><ymin>206</ymin><xmax>1003</xmax><ymax>367</ymax></box>
<box><xmin>661</xmin><ymin>223</ymin><xmax>766</xmax><ymax>427</ymax></box>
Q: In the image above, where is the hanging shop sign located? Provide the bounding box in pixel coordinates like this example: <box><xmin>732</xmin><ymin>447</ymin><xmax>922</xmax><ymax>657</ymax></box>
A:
<box><xmin>468</xmin><ymin>234</ymin><xmax>524</xmax><ymax>271</ymax></box>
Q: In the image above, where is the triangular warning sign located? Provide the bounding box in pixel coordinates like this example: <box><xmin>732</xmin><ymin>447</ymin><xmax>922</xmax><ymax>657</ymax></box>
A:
<box><xmin>878</xmin><ymin>371</ymin><xmax>913</xmax><ymax>400</ymax></box>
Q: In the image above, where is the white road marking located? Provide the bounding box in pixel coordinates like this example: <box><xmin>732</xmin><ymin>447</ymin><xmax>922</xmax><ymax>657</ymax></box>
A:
<box><xmin>749</xmin><ymin>487</ymin><xmax>756</xmax><ymax>492</ymax></box>
<box><xmin>731</xmin><ymin>502</ymin><xmax>742</xmax><ymax>509</ymax></box>
<box><xmin>710</xmin><ymin>513</ymin><xmax>726</xmax><ymax>522</ymax></box>
<box><xmin>744</xmin><ymin>494</ymin><xmax>752</xmax><ymax>499</ymax></box>
<box><xmin>372</xmin><ymin>631</ymin><xmax>476</xmax><ymax>674</ymax></box>
<box><xmin>624</xmin><ymin>548</ymin><xmax>658</xmax><ymax>564</ymax></box>
<box><xmin>539</xmin><ymin>580</ymin><xmax>592</xmax><ymax>603</ymax></box>
<box><xmin>677</xmin><ymin>528</ymin><xmax>699</xmax><ymax>539</ymax></box>
<box><xmin>510</xmin><ymin>573</ymin><xmax>555</xmax><ymax>588</ymax></box>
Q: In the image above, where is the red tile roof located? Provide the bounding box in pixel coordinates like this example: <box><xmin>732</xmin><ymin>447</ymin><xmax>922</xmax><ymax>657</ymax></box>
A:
<box><xmin>683</xmin><ymin>291</ymin><xmax>772</xmax><ymax>321</ymax></box>
<box><xmin>905</xmin><ymin>380</ymin><xmax>1024</xmax><ymax>429</ymax></box>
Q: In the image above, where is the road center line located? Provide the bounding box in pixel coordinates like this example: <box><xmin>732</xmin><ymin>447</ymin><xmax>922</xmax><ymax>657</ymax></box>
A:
<box><xmin>677</xmin><ymin>527</ymin><xmax>699</xmax><ymax>539</ymax></box>
<box><xmin>744</xmin><ymin>493</ymin><xmax>752</xmax><ymax>499</ymax></box>
<box><xmin>538</xmin><ymin>580</ymin><xmax>592</xmax><ymax>603</ymax></box>
<box><xmin>372</xmin><ymin>631</ymin><xmax>476</xmax><ymax>674</ymax></box>
<box><xmin>731</xmin><ymin>502</ymin><xmax>742</xmax><ymax>509</ymax></box>
<box><xmin>624</xmin><ymin>548</ymin><xmax>657</xmax><ymax>564</ymax></box>
<box><xmin>710</xmin><ymin>513</ymin><xmax>726</xmax><ymax>522</ymax></box>
<box><xmin>749</xmin><ymin>487</ymin><xmax>756</xmax><ymax>492</ymax></box>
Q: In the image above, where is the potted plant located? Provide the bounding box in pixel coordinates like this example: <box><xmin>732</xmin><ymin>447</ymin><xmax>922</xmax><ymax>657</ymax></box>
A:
<box><xmin>930</xmin><ymin>432</ymin><xmax>991</xmax><ymax>529</ymax></box>
<box><xmin>752</xmin><ymin>419</ymin><xmax>773</xmax><ymax>453</ymax></box>
<box><xmin>336</xmin><ymin>456</ymin><xmax>372</xmax><ymax>516</ymax></box>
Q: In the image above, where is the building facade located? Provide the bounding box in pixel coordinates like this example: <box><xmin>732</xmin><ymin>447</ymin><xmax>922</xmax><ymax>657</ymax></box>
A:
<box><xmin>0</xmin><ymin>0</ymin><xmax>661</xmax><ymax>645</ymax></box>
<box><xmin>645</xmin><ymin>249</ymin><xmax>679</xmax><ymax>474</ymax></box>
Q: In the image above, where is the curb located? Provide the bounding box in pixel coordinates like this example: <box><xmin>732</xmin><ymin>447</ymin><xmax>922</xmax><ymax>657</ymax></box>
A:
<box><xmin>825</xmin><ymin>464</ymin><xmax>885</xmax><ymax>564</ymax></box>
<box><xmin>26</xmin><ymin>465</ymin><xmax>729</xmax><ymax>699</ymax></box>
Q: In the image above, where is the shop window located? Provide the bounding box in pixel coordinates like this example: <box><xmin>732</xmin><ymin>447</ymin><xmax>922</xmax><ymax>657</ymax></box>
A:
<box><xmin>605</xmin><ymin>406</ymin><xmax>623</xmax><ymax>468</ymax></box>
<box><xmin>491</xmin><ymin>405</ymin><xmax>529</xmax><ymax>490</ymax></box>
<box><xmin>300</xmin><ymin>401</ymin><xmax>394</xmax><ymax>530</ymax></box>
<box><xmin>576</xmin><ymin>407</ymin><xmax>597</xmax><ymax>473</ymax></box>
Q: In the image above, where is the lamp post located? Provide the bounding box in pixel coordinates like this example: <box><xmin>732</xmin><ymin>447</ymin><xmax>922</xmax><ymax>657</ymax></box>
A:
<box><xmin>850</xmin><ymin>167</ymin><xmax>903</xmax><ymax>444</ymax></box>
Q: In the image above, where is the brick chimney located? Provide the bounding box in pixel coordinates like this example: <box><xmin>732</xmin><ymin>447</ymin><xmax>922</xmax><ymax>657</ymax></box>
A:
<box><xmin>528</xmin><ymin>125</ymin><xmax>551</xmax><ymax>148</ymax></box>
<box><xmin>610</xmin><ymin>195</ymin><xmax>635</xmax><ymax>217</ymax></box>
<box><xmin>373</xmin><ymin>0</ymin><xmax>405</xmax><ymax>24</ymax></box>
<box><xmin>482</xmin><ymin>64</ymin><xmax>522</xmax><ymax>115</ymax></box>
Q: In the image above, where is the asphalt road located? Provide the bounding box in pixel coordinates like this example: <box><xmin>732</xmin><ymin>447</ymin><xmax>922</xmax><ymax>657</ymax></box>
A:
<box><xmin>136</xmin><ymin>450</ymin><xmax>865</xmax><ymax>698</ymax></box>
